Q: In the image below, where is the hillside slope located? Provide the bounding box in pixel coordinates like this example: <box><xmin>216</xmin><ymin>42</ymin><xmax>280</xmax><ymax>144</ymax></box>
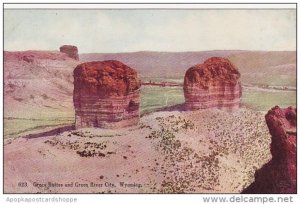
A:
<box><xmin>4</xmin><ymin>109</ymin><xmax>271</xmax><ymax>193</ymax></box>
<box><xmin>4</xmin><ymin>51</ymin><xmax>80</xmax><ymax>137</ymax></box>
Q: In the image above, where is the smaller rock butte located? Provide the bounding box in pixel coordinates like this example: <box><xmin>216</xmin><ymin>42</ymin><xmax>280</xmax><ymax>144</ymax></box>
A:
<box><xmin>243</xmin><ymin>106</ymin><xmax>296</xmax><ymax>193</ymax></box>
<box><xmin>183</xmin><ymin>57</ymin><xmax>242</xmax><ymax>111</ymax></box>
<box><xmin>73</xmin><ymin>60</ymin><xmax>141</xmax><ymax>129</ymax></box>
<box><xmin>59</xmin><ymin>45</ymin><xmax>79</xmax><ymax>60</ymax></box>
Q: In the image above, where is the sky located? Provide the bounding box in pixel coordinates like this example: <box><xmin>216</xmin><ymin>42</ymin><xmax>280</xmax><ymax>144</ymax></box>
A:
<box><xmin>4</xmin><ymin>9</ymin><xmax>296</xmax><ymax>53</ymax></box>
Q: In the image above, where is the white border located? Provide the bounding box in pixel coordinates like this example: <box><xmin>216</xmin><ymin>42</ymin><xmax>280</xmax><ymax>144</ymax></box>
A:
<box><xmin>3</xmin><ymin>3</ymin><xmax>297</xmax><ymax>9</ymax></box>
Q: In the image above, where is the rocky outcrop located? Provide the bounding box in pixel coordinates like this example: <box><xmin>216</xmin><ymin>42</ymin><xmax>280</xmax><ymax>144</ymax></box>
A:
<box><xmin>73</xmin><ymin>60</ymin><xmax>141</xmax><ymax>129</ymax></box>
<box><xmin>183</xmin><ymin>57</ymin><xmax>241</xmax><ymax>111</ymax></box>
<box><xmin>59</xmin><ymin>45</ymin><xmax>79</xmax><ymax>60</ymax></box>
<box><xmin>243</xmin><ymin>106</ymin><xmax>296</xmax><ymax>193</ymax></box>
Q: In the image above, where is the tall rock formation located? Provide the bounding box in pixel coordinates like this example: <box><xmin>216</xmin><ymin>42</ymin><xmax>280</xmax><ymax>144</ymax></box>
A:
<box><xmin>243</xmin><ymin>106</ymin><xmax>296</xmax><ymax>193</ymax></box>
<box><xmin>59</xmin><ymin>45</ymin><xmax>79</xmax><ymax>60</ymax></box>
<box><xmin>183</xmin><ymin>57</ymin><xmax>241</xmax><ymax>111</ymax></box>
<box><xmin>73</xmin><ymin>60</ymin><xmax>141</xmax><ymax>129</ymax></box>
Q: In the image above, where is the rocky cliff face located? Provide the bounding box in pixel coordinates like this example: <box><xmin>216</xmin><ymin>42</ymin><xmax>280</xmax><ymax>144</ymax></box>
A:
<box><xmin>73</xmin><ymin>60</ymin><xmax>141</xmax><ymax>129</ymax></box>
<box><xmin>60</xmin><ymin>45</ymin><xmax>79</xmax><ymax>60</ymax></box>
<box><xmin>243</xmin><ymin>106</ymin><xmax>296</xmax><ymax>193</ymax></box>
<box><xmin>183</xmin><ymin>57</ymin><xmax>242</xmax><ymax>111</ymax></box>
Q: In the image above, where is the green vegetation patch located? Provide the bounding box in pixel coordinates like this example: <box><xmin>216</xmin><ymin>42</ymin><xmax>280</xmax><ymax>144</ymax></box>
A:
<box><xmin>4</xmin><ymin>117</ymin><xmax>74</xmax><ymax>139</ymax></box>
<box><xmin>140</xmin><ymin>86</ymin><xmax>184</xmax><ymax>113</ymax></box>
<box><xmin>241</xmin><ymin>90</ymin><xmax>296</xmax><ymax>111</ymax></box>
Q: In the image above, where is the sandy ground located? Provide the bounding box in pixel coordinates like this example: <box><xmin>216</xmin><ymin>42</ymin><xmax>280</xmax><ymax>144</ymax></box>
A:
<box><xmin>4</xmin><ymin>108</ymin><xmax>271</xmax><ymax>193</ymax></box>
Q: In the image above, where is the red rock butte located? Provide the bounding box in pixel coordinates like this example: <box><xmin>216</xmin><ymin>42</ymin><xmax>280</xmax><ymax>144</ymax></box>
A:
<box><xmin>243</xmin><ymin>106</ymin><xmax>296</xmax><ymax>193</ymax></box>
<box><xmin>59</xmin><ymin>45</ymin><xmax>79</xmax><ymax>60</ymax></box>
<box><xmin>73</xmin><ymin>60</ymin><xmax>141</xmax><ymax>129</ymax></box>
<box><xmin>183</xmin><ymin>57</ymin><xmax>242</xmax><ymax>111</ymax></box>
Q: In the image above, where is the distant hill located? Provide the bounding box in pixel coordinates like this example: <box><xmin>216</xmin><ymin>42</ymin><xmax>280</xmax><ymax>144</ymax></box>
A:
<box><xmin>228</xmin><ymin>51</ymin><xmax>296</xmax><ymax>87</ymax></box>
<box><xmin>80</xmin><ymin>50</ymin><xmax>296</xmax><ymax>86</ymax></box>
<box><xmin>80</xmin><ymin>50</ymin><xmax>244</xmax><ymax>78</ymax></box>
